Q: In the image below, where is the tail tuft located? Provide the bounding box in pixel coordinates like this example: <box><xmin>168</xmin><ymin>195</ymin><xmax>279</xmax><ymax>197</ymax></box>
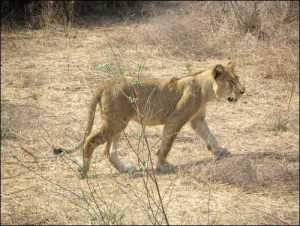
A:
<box><xmin>53</xmin><ymin>147</ymin><xmax>65</xmax><ymax>155</ymax></box>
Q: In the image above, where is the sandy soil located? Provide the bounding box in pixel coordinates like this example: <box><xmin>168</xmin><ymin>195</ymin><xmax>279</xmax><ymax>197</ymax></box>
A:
<box><xmin>1</xmin><ymin>18</ymin><xmax>299</xmax><ymax>225</ymax></box>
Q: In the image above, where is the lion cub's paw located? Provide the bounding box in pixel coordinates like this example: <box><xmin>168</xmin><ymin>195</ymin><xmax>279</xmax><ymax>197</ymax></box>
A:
<box><xmin>120</xmin><ymin>163</ymin><xmax>136</xmax><ymax>174</ymax></box>
<box><xmin>214</xmin><ymin>147</ymin><xmax>231</xmax><ymax>160</ymax></box>
<box><xmin>77</xmin><ymin>167</ymin><xmax>88</xmax><ymax>179</ymax></box>
<box><xmin>156</xmin><ymin>161</ymin><xmax>175</xmax><ymax>173</ymax></box>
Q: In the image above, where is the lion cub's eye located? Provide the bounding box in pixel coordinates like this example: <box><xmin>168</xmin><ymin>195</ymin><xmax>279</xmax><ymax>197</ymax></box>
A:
<box><xmin>228</xmin><ymin>80</ymin><xmax>235</xmax><ymax>85</ymax></box>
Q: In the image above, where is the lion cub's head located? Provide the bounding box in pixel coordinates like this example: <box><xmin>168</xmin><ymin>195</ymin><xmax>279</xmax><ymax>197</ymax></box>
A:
<box><xmin>212</xmin><ymin>62</ymin><xmax>245</xmax><ymax>103</ymax></box>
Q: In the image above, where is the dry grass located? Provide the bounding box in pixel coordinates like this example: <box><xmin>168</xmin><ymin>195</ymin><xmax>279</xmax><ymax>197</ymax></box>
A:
<box><xmin>1</xmin><ymin>1</ymin><xmax>299</xmax><ymax>225</ymax></box>
<box><xmin>139</xmin><ymin>2</ymin><xmax>299</xmax><ymax>79</ymax></box>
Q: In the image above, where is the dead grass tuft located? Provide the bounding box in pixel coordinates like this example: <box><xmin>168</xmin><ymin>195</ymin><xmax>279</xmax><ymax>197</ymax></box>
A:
<box><xmin>193</xmin><ymin>152</ymin><xmax>299</xmax><ymax>191</ymax></box>
<box><xmin>140</xmin><ymin>1</ymin><xmax>299</xmax><ymax>81</ymax></box>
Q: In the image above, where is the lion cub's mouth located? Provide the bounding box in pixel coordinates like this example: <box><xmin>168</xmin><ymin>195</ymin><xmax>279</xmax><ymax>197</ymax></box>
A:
<box><xmin>227</xmin><ymin>97</ymin><xmax>237</xmax><ymax>102</ymax></box>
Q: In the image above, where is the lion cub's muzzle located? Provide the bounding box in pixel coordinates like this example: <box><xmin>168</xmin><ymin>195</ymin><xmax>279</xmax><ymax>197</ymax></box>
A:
<box><xmin>228</xmin><ymin>85</ymin><xmax>245</xmax><ymax>103</ymax></box>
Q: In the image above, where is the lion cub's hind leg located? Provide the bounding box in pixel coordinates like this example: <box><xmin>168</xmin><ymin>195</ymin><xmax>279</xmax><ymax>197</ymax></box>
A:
<box><xmin>108</xmin><ymin>133</ymin><xmax>136</xmax><ymax>174</ymax></box>
<box><xmin>80</xmin><ymin>129</ymin><xmax>107</xmax><ymax>178</ymax></box>
<box><xmin>80</xmin><ymin>121</ymin><xmax>117</xmax><ymax>178</ymax></box>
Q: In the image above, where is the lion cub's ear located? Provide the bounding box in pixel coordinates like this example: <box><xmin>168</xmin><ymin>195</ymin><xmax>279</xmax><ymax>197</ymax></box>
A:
<box><xmin>227</xmin><ymin>61</ymin><xmax>236</xmax><ymax>71</ymax></box>
<box><xmin>213</xmin><ymin>64</ymin><xmax>225</xmax><ymax>79</ymax></box>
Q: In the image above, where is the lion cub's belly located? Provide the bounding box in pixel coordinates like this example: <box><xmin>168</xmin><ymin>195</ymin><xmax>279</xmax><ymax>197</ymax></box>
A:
<box><xmin>131</xmin><ymin>114</ymin><xmax>166</xmax><ymax>126</ymax></box>
<box><xmin>131</xmin><ymin>96</ymin><xmax>177</xmax><ymax>126</ymax></box>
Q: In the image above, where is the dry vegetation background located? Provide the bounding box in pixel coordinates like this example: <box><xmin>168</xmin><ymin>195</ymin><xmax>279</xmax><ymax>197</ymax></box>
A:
<box><xmin>1</xmin><ymin>1</ymin><xmax>299</xmax><ymax>225</ymax></box>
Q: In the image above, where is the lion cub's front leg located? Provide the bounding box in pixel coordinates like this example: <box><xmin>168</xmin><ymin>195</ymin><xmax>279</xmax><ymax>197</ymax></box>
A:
<box><xmin>156</xmin><ymin>89</ymin><xmax>200</xmax><ymax>172</ymax></box>
<box><xmin>156</xmin><ymin>123</ymin><xmax>184</xmax><ymax>172</ymax></box>
<box><xmin>190</xmin><ymin>115</ymin><xmax>231</xmax><ymax>159</ymax></box>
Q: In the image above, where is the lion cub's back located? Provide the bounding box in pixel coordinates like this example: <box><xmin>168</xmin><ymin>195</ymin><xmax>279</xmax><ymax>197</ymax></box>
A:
<box><xmin>98</xmin><ymin>77</ymin><xmax>183</xmax><ymax>125</ymax></box>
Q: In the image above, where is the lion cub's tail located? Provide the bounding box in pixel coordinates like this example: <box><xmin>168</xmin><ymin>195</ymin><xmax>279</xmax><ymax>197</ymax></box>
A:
<box><xmin>53</xmin><ymin>91</ymin><xmax>102</xmax><ymax>156</ymax></box>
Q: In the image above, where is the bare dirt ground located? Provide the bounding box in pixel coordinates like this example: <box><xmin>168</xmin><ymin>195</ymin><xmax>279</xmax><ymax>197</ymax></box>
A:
<box><xmin>1</xmin><ymin>17</ymin><xmax>299</xmax><ymax>225</ymax></box>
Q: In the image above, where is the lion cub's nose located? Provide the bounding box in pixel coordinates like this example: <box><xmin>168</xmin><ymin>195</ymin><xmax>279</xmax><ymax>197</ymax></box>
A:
<box><xmin>240</xmin><ymin>87</ymin><xmax>245</xmax><ymax>94</ymax></box>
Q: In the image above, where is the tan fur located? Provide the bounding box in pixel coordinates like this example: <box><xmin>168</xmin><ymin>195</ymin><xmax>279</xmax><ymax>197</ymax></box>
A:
<box><xmin>54</xmin><ymin>62</ymin><xmax>245</xmax><ymax>178</ymax></box>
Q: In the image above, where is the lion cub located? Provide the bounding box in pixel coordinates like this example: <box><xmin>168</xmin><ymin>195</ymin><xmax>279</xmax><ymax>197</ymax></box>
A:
<box><xmin>54</xmin><ymin>62</ymin><xmax>245</xmax><ymax>178</ymax></box>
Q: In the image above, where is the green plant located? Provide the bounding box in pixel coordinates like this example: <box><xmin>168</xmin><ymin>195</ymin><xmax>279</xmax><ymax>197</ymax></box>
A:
<box><xmin>138</xmin><ymin>160</ymin><xmax>148</xmax><ymax>173</ymax></box>
<box><xmin>128</xmin><ymin>96</ymin><xmax>138</xmax><ymax>104</ymax></box>
<box><xmin>96</xmin><ymin>63</ymin><xmax>113</xmax><ymax>74</ymax></box>
<box><xmin>185</xmin><ymin>63</ymin><xmax>192</xmax><ymax>74</ymax></box>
